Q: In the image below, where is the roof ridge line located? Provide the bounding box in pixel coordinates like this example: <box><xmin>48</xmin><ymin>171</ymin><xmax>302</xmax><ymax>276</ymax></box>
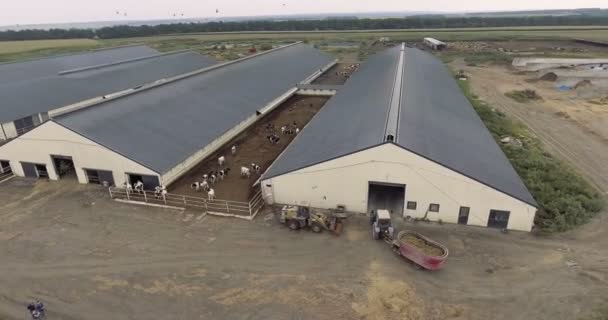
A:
<box><xmin>383</xmin><ymin>43</ymin><xmax>405</xmax><ymax>143</ymax></box>
<box><xmin>57</xmin><ymin>49</ymin><xmax>197</xmax><ymax>75</ymax></box>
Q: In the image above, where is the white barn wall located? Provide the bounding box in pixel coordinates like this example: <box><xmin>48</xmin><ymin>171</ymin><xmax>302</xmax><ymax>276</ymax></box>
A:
<box><xmin>263</xmin><ymin>143</ymin><xmax>537</xmax><ymax>231</ymax></box>
<box><xmin>0</xmin><ymin>121</ymin><xmax>158</xmax><ymax>186</ymax></box>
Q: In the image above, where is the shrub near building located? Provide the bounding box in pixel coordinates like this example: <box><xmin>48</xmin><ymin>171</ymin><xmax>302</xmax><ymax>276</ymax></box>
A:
<box><xmin>458</xmin><ymin>80</ymin><xmax>604</xmax><ymax>233</ymax></box>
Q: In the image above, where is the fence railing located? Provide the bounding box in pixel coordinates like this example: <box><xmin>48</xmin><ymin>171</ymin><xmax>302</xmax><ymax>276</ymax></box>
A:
<box><xmin>108</xmin><ymin>187</ymin><xmax>263</xmax><ymax>220</ymax></box>
<box><xmin>0</xmin><ymin>166</ymin><xmax>13</xmax><ymax>182</ymax></box>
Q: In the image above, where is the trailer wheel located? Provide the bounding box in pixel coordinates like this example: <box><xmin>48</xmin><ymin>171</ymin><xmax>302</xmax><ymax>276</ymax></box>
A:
<box><xmin>288</xmin><ymin>219</ymin><xmax>300</xmax><ymax>231</ymax></box>
<box><xmin>311</xmin><ymin>223</ymin><xmax>323</xmax><ymax>233</ymax></box>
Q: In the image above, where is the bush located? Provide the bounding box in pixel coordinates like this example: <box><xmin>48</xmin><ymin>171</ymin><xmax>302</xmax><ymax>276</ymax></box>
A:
<box><xmin>505</xmin><ymin>89</ymin><xmax>542</xmax><ymax>103</ymax></box>
<box><xmin>458</xmin><ymin>80</ymin><xmax>604</xmax><ymax>233</ymax></box>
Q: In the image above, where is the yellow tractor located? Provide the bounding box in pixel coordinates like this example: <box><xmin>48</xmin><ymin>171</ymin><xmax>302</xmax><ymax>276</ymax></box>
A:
<box><xmin>280</xmin><ymin>205</ymin><xmax>347</xmax><ymax>235</ymax></box>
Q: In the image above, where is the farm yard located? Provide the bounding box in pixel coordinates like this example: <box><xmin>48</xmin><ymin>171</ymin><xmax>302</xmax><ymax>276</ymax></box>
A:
<box><xmin>312</xmin><ymin>63</ymin><xmax>360</xmax><ymax>85</ymax></box>
<box><xmin>0</xmin><ymin>179</ymin><xmax>607</xmax><ymax>320</ymax></box>
<box><xmin>1</xmin><ymin>23</ymin><xmax>608</xmax><ymax>320</ymax></box>
<box><xmin>168</xmin><ymin>95</ymin><xmax>330</xmax><ymax>202</ymax></box>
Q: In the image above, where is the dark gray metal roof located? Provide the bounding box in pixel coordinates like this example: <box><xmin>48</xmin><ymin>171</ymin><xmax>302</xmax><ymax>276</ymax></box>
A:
<box><xmin>0</xmin><ymin>51</ymin><xmax>216</xmax><ymax>123</ymax></box>
<box><xmin>0</xmin><ymin>45</ymin><xmax>158</xmax><ymax>86</ymax></box>
<box><xmin>398</xmin><ymin>48</ymin><xmax>536</xmax><ymax>206</ymax></box>
<box><xmin>56</xmin><ymin>44</ymin><xmax>334</xmax><ymax>174</ymax></box>
<box><xmin>263</xmin><ymin>45</ymin><xmax>400</xmax><ymax>180</ymax></box>
<box><xmin>263</xmin><ymin>46</ymin><xmax>537</xmax><ymax>207</ymax></box>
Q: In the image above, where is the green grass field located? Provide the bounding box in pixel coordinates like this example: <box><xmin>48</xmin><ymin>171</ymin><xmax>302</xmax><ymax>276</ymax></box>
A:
<box><xmin>0</xmin><ymin>39</ymin><xmax>101</xmax><ymax>63</ymax></box>
<box><xmin>104</xmin><ymin>28</ymin><xmax>608</xmax><ymax>44</ymax></box>
<box><xmin>2</xmin><ymin>27</ymin><xmax>607</xmax><ymax>63</ymax></box>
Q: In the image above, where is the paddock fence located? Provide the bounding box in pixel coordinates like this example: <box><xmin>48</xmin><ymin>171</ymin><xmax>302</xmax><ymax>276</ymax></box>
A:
<box><xmin>108</xmin><ymin>187</ymin><xmax>264</xmax><ymax>220</ymax></box>
<box><xmin>0</xmin><ymin>165</ymin><xmax>13</xmax><ymax>183</ymax></box>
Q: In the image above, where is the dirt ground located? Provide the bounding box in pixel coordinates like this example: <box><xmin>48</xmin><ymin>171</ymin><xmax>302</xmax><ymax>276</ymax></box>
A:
<box><xmin>448</xmin><ymin>40</ymin><xmax>608</xmax><ymax>55</ymax></box>
<box><xmin>1</xmin><ymin>178</ymin><xmax>607</xmax><ymax>320</ymax></box>
<box><xmin>450</xmin><ymin>59</ymin><xmax>608</xmax><ymax>193</ymax></box>
<box><xmin>312</xmin><ymin>63</ymin><xmax>360</xmax><ymax>85</ymax></box>
<box><xmin>169</xmin><ymin>95</ymin><xmax>329</xmax><ymax>202</ymax></box>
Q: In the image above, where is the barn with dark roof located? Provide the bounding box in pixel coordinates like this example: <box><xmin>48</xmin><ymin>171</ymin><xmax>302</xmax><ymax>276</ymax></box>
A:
<box><xmin>261</xmin><ymin>44</ymin><xmax>537</xmax><ymax>231</ymax></box>
<box><xmin>0</xmin><ymin>43</ymin><xmax>335</xmax><ymax>190</ymax></box>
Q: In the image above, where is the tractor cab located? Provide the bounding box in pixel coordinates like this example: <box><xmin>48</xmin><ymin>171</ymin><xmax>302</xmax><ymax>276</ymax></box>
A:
<box><xmin>371</xmin><ymin>209</ymin><xmax>394</xmax><ymax>240</ymax></box>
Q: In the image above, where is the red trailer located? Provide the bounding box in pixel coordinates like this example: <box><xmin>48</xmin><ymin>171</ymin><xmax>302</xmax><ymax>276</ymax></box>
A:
<box><xmin>389</xmin><ymin>230</ymin><xmax>448</xmax><ymax>270</ymax></box>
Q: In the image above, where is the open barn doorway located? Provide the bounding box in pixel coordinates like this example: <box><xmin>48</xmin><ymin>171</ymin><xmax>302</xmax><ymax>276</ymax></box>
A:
<box><xmin>367</xmin><ymin>182</ymin><xmax>405</xmax><ymax>216</ymax></box>
<box><xmin>127</xmin><ymin>173</ymin><xmax>160</xmax><ymax>191</ymax></box>
<box><xmin>51</xmin><ymin>155</ymin><xmax>75</xmax><ymax>179</ymax></box>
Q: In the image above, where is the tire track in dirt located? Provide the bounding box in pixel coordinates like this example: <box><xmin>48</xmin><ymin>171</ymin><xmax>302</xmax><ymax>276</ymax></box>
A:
<box><xmin>464</xmin><ymin>68</ymin><xmax>608</xmax><ymax>194</ymax></box>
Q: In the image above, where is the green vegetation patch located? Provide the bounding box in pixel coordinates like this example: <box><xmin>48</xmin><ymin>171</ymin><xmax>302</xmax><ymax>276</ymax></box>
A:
<box><xmin>505</xmin><ymin>89</ymin><xmax>543</xmax><ymax>103</ymax></box>
<box><xmin>458</xmin><ymin>80</ymin><xmax>603</xmax><ymax>233</ymax></box>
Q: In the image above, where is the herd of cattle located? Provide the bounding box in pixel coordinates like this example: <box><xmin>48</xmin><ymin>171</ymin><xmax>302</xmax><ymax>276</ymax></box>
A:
<box><xmin>189</xmin><ymin>119</ymin><xmax>302</xmax><ymax>201</ymax></box>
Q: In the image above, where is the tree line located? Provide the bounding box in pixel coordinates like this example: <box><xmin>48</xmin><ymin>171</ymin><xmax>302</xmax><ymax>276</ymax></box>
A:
<box><xmin>2</xmin><ymin>15</ymin><xmax>608</xmax><ymax>41</ymax></box>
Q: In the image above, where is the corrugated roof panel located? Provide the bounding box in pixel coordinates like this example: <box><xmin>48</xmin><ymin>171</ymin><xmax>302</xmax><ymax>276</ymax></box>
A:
<box><xmin>56</xmin><ymin>44</ymin><xmax>334</xmax><ymax>173</ymax></box>
<box><xmin>262</xmin><ymin>45</ymin><xmax>400</xmax><ymax>179</ymax></box>
<box><xmin>0</xmin><ymin>45</ymin><xmax>159</xmax><ymax>86</ymax></box>
<box><xmin>398</xmin><ymin>48</ymin><xmax>536</xmax><ymax>206</ymax></box>
<box><xmin>0</xmin><ymin>51</ymin><xmax>216</xmax><ymax>122</ymax></box>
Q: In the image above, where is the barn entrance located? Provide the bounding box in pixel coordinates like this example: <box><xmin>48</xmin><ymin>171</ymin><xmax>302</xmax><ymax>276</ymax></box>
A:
<box><xmin>85</xmin><ymin>169</ymin><xmax>115</xmax><ymax>186</ymax></box>
<box><xmin>51</xmin><ymin>155</ymin><xmax>75</xmax><ymax>179</ymax></box>
<box><xmin>367</xmin><ymin>182</ymin><xmax>405</xmax><ymax>216</ymax></box>
<box><xmin>488</xmin><ymin>210</ymin><xmax>510</xmax><ymax>229</ymax></box>
<box><xmin>21</xmin><ymin>162</ymin><xmax>48</xmax><ymax>179</ymax></box>
<box><xmin>0</xmin><ymin>160</ymin><xmax>10</xmax><ymax>174</ymax></box>
<box><xmin>127</xmin><ymin>173</ymin><xmax>160</xmax><ymax>191</ymax></box>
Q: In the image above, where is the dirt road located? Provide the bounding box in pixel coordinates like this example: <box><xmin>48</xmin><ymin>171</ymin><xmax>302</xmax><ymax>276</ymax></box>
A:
<box><xmin>1</xmin><ymin>179</ymin><xmax>607</xmax><ymax>319</ymax></box>
<box><xmin>451</xmin><ymin>60</ymin><xmax>608</xmax><ymax>194</ymax></box>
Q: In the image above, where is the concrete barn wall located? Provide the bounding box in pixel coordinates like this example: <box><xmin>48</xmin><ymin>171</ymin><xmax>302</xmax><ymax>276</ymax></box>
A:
<box><xmin>162</xmin><ymin>87</ymin><xmax>298</xmax><ymax>186</ymax></box>
<box><xmin>0</xmin><ymin>121</ymin><xmax>158</xmax><ymax>186</ymax></box>
<box><xmin>263</xmin><ymin>143</ymin><xmax>537</xmax><ymax>232</ymax></box>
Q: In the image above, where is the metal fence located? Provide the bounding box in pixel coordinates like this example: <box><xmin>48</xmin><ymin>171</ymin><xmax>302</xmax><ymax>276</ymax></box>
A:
<box><xmin>108</xmin><ymin>187</ymin><xmax>264</xmax><ymax>220</ymax></box>
<box><xmin>0</xmin><ymin>166</ymin><xmax>13</xmax><ymax>182</ymax></box>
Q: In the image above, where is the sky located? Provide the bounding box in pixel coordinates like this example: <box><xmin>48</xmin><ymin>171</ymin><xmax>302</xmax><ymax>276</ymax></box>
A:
<box><xmin>0</xmin><ymin>0</ymin><xmax>606</xmax><ymax>25</ymax></box>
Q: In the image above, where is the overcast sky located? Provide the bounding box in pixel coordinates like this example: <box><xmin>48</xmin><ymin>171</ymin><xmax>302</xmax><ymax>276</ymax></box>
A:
<box><xmin>1</xmin><ymin>0</ymin><xmax>606</xmax><ymax>25</ymax></box>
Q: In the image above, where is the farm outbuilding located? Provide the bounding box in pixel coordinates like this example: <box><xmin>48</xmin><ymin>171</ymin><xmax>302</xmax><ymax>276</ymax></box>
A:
<box><xmin>261</xmin><ymin>44</ymin><xmax>538</xmax><ymax>231</ymax></box>
<box><xmin>0</xmin><ymin>45</ymin><xmax>216</xmax><ymax>140</ymax></box>
<box><xmin>423</xmin><ymin>37</ymin><xmax>447</xmax><ymax>50</ymax></box>
<box><xmin>0</xmin><ymin>43</ymin><xmax>335</xmax><ymax>189</ymax></box>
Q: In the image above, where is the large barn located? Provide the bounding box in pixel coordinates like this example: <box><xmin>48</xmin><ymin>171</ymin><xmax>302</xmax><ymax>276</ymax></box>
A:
<box><xmin>0</xmin><ymin>43</ymin><xmax>334</xmax><ymax>188</ymax></box>
<box><xmin>0</xmin><ymin>45</ymin><xmax>216</xmax><ymax>140</ymax></box>
<box><xmin>261</xmin><ymin>44</ymin><xmax>538</xmax><ymax>231</ymax></box>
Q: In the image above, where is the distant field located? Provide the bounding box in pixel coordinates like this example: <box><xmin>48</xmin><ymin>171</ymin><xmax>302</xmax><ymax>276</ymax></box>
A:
<box><xmin>102</xmin><ymin>28</ymin><xmax>608</xmax><ymax>44</ymax></box>
<box><xmin>0</xmin><ymin>39</ymin><xmax>101</xmax><ymax>63</ymax></box>
<box><xmin>2</xmin><ymin>27</ymin><xmax>608</xmax><ymax>63</ymax></box>
<box><xmin>0</xmin><ymin>39</ymin><xmax>100</xmax><ymax>54</ymax></box>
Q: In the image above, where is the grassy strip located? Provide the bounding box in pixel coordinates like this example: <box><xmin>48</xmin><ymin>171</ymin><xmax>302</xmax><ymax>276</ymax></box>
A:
<box><xmin>0</xmin><ymin>45</ymin><xmax>104</xmax><ymax>63</ymax></box>
<box><xmin>458</xmin><ymin>80</ymin><xmax>603</xmax><ymax>233</ymax></box>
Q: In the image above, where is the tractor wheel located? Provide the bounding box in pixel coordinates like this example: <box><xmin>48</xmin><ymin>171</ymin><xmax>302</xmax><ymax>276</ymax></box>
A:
<box><xmin>288</xmin><ymin>219</ymin><xmax>300</xmax><ymax>231</ymax></box>
<box><xmin>372</xmin><ymin>227</ymin><xmax>379</xmax><ymax>240</ymax></box>
<box><xmin>311</xmin><ymin>223</ymin><xmax>323</xmax><ymax>233</ymax></box>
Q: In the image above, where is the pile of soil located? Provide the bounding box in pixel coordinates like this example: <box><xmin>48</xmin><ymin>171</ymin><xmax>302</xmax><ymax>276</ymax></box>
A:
<box><xmin>400</xmin><ymin>233</ymin><xmax>444</xmax><ymax>257</ymax></box>
<box><xmin>540</xmin><ymin>72</ymin><xmax>558</xmax><ymax>82</ymax></box>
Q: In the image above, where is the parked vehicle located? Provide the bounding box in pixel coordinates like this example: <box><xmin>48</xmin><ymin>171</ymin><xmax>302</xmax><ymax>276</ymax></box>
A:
<box><xmin>390</xmin><ymin>230</ymin><xmax>449</xmax><ymax>270</ymax></box>
<box><xmin>370</xmin><ymin>209</ymin><xmax>394</xmax><ymax>240</ymax></box>
<box><xmin>280</xmin><ymin>205</ymin><xmax>347</xmax><ymax>235</ymax></box>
